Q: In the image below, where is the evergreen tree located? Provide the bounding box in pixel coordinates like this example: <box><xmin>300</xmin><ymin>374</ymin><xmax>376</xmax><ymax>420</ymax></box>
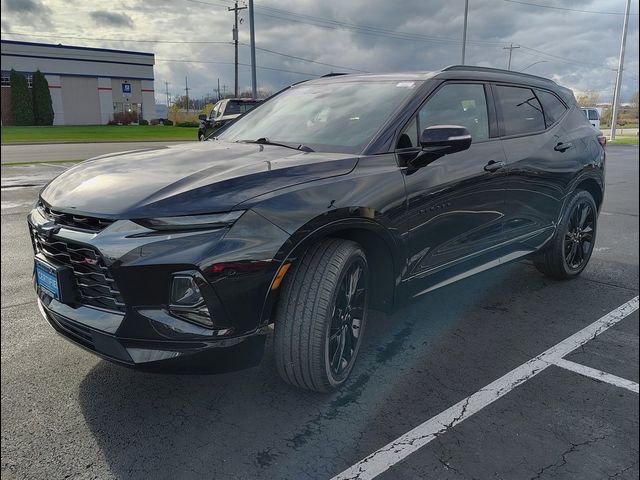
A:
<box><xmin>9</xmin><ymin>69</ymin><xmax>34</xmax><ymax>126</ymax></box>
<box><xmin>32</xmin><ymin>70</ymin><xmax>54</xmax><ymax>125</ymax></box>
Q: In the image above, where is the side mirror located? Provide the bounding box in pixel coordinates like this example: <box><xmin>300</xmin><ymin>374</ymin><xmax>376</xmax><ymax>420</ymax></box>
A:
<box><xmin>198</xmin><ymin>114</ymin><xmax>207</xmax><ymax>121</ymax></box>
<box><xmin>406</xmin><ymin>125</ymin><xmax>472</xmax><ymax>171</ymax></box>
<box><xmin>419</xmin><ymin>125</ymin><xmax>472</xmax><ymax>155</ymax></box>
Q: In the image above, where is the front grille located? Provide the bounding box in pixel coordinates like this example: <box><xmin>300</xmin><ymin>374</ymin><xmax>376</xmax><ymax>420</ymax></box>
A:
<box><xmin>38</xmin><ymin>203</ymin><xmax>114</xmax><ymax>233</ymax></box>
<box><xmin>30</xmin><ymin>227</ymin><xmax>126</xmax><ymax>313</ymax></box>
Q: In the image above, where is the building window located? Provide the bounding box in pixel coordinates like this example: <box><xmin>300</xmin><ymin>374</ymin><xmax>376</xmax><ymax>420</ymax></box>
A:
<box><xmin>26</xmin><ymin>74</ymin><xmax>33</xmax><ymax>88</ymax></box>
<box><xmin>0</xmin><ymin>72</ymin><xmax>9</xmax><ymax>86</ymax></box>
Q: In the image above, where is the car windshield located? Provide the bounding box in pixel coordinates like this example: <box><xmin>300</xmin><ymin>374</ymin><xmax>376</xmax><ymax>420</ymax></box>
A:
<box><xmin>217</xmin><ymin>80</ymin><xmax>421</xmax><ymax>153</ymax></box>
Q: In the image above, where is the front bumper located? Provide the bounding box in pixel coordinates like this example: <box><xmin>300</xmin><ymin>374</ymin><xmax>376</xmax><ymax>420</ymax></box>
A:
<box><xmin>38</xmin><ymin>296</ymin><xmax>266</xmax><ymax>370</ymax></box>
<box><xmin>28</xmin><ymin>206</ymin><xmax>289</xmax><ymax>368</ymax></box>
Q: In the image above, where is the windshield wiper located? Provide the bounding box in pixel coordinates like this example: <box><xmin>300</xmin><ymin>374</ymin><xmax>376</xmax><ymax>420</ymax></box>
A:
<box><xmin>239</xmin><ymin>137</ymin><xmax>314</xmax><ymax>152</ymax></box>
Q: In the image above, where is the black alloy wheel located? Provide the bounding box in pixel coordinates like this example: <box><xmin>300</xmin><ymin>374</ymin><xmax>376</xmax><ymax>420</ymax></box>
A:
<box><xmin>327</xmin><ymin>258</ymin><xmax>367</xmax><ymax>380</ymax></box>
<box><xmin>535</xmin><ymin>189</ymin><xmax>598</xmax><ymax>279</ymax></box>
<box><xmin>274</xmin><ymin>238</ymin><xmax>369</xmax><ymax>392</ymax></box>
<box><xmin>564</xmin><ymin>199</ymin><xmax>595</xmax><ymax>271</ymax></box>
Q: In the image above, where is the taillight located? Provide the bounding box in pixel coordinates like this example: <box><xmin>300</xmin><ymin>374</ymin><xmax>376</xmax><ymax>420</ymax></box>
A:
<box><xmin>597</xmin><ymin>134</ymin><xmax>607</xmax><ymax>147</ymax></box>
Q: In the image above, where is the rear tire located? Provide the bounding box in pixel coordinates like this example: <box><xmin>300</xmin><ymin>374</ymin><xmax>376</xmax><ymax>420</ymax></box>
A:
<box><xmin>534</xmin><ymin>190</ymin><xmax>598</xmax><ymax>279</ymax></box>
<box><xmin>274</xmin><ymin>239</ymin><xmax>369</xmax><ymax>392</ymax></box>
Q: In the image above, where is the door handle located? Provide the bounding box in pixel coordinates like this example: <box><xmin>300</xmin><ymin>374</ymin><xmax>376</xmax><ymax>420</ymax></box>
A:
<box><xmin>554</xmin><ymin>142</ymin><xmax>573</xmax><ymax>152</ymax></box>
<box><xmin>484</xmin><ymin>160</ymin><xmax>505</xmax><ymax>172</ymax></box>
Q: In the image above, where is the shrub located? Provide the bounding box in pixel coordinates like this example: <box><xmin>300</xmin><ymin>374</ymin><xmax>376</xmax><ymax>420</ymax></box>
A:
<box><xmin>163</xmin><ymin>119</ymin><xmax>174</xmax><ymax>126</ymax></box>
<box><xmin>150</xmin><ymin>118</ymin><xmax>160</xmax><ymax>125</ymax></box>
<box><xmin>10</xmin><ymin>69</ymin><xmax>34</xmax><ymax>126</ymax></box>
<box><xmin>32</xmin><ymin>70</ymin><xmax>54</xmax><ymax>126</ymax></box>
<box><xmin>107</xmin><ymin>120</ymin><xmax>118</xmax><ymax>125</ymax></box>
<box><xmin>112</xmin><ymin>111</ymin><xmax>139</xmax><ymax>125</ymax></box>
<box><xmin>176</xmin><ymin>121</ymin><xmax>200</xmax><ymax>127</ymax></box>
<box><xmin>139</xmin><ymin>119</ymin><xmax>149</xmax><ymax>125</ymax></box>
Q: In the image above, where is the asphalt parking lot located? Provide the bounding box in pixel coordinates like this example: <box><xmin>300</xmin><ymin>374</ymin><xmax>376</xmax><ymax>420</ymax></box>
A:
<box><xmin>1</xmin><ymin>144</ymin><xmax>638</xmax><ymax>480</ymax></box>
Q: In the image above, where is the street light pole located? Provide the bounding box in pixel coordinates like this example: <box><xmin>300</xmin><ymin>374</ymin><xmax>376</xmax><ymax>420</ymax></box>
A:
<box><xmin>610</xmin><ymin>0</ymin><xmax>631</xmax><ymax>141</ymax></box>
<box><xmin>249</xmin><ymin>0</ymin><xmax>257</xmax><ymax>99</ymax></box>
<box><xmin>521</xmin><ymin>60</ymin><xmax>548</xmax><ymax>72</ymax></box>
<box><xmin>461</xmin><ymin>0</ymin><xmax>469</xmax><ymax>64</ymax></box>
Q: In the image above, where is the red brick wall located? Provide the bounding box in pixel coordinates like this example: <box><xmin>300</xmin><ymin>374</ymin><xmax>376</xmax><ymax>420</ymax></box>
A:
<box><xmin>1</xmin><ymin>87</ymin><xmax>12</xmax><ymax>126</ymax></box>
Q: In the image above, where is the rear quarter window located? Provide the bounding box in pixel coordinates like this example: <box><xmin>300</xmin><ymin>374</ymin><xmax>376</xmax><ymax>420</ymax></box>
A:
<box><xmin>496</xmin><ymin>85</ymin><xmax>546</xmax><ymax>136</ymax></box>
<box><xmin>536</xmin><ymin>90</ymin><xmax>568</xmax><ymax>126</ymax></box>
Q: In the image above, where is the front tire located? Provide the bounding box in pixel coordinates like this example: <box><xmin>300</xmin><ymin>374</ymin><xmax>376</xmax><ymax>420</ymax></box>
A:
<box><xmin>535</xmin><ymin>190</ymin><xmax>598</xmax><ymax>279</ymax></box>
<box><xmin>274</xmin><ymin>239</ymin><xmax>369</xmax><ymax>392</ymax></box>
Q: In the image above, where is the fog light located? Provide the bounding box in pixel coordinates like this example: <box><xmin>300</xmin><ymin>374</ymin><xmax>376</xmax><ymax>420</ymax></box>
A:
<box><xmin>169</xmin><ymin>274</ymin><xmax>213</xmax><ymax>327</ymax></box>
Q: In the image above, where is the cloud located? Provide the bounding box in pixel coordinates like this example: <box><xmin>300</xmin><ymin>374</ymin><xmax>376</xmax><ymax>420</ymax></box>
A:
<box><xmin>89</xmin><ymin>11</ymin><xmax>134</xmax><ymax>28</ymax></box>
<box><xmin>2</xmin><ymin>0</ymin><xmax>52</xmax><ymax>27</ymax></box>
<box><xmin>1</xmin><ymin>0</ymin><xmax>638</xmax><ymax>103</ymax></box>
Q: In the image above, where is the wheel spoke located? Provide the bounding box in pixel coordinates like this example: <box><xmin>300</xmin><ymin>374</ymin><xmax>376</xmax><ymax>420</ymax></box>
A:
<box><xmin>331</xmin><ymin>329</ymin><xmax>346</xmax><ymax>372</ymax></box>
<box><xmin>566</xmin><ymin>241</ymin><xmax>578</xmax><ymax>266</ymax></box>
<box><xmin>346</xmin><ymin>266</ymin><xmax>362</xmax><ymax>305</ymax></box>
<box><xmin>579</xmin><ymin>204</ymin><xmax>591</xmax><ymax>228</ymax></box>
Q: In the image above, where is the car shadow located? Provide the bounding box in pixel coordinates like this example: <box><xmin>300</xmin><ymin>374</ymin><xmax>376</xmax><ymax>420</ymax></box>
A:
<box><xmin>76</xmin><ymin>262</ymin><xmax>544</xmax><ymax>479</ymax></box>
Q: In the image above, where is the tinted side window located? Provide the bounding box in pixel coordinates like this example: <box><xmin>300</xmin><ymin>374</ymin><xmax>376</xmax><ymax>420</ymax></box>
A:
<box><xmin>496</xmin><ymin>85</ymin><xmax>545</xmax><ymax>136</ymax></box>
<box><xmin>536</xmin><ymin>89</ymin><xmax>567</xmax><ymax>126</ymax></box>
<box><xmin>588</xmin><ymin>109</ymin><xmax>599</xmax><ymax>120</ymax></box>
<box><xmin>418</xmin><ymin>83</ymin><xmax>489</xmax><ymax>141</ymax></box>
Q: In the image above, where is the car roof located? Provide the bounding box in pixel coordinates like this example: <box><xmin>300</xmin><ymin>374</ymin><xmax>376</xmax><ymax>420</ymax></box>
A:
<box><xmin>303</xmin><ymin>65</ymin><xmax>573</xmax><ymax>102</ymax></box>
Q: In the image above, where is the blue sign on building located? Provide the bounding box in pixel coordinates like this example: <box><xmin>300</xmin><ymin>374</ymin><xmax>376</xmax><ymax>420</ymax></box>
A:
<box><xmin>122</xmin><ymin>83</ymin><xmax>132</xmax><ymax>94</ymax></box>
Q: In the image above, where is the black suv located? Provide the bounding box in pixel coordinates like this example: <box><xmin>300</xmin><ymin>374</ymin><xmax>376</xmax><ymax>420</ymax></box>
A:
<box><xmin>29</xmin><ymin>66</ymin><xmax>605</xmax><ymax>392</ymax></box>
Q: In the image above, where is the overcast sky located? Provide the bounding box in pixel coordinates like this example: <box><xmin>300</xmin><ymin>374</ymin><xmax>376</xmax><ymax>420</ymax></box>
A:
<box><xmin>1</xmin><ymin>0</ymin><xmax>638</xmax><ymax>104</ymax></box>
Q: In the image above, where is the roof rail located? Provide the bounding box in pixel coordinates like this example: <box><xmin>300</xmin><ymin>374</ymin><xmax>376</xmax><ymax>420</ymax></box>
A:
<box><xmin>321</xmin><ymin>72</ymin><xmax>350</xmax><ymax>77</ymax></box>
<box><xmin>441</xmin><ymin>65</ymin><xmax>556</xmax><ymax>84</ymax></box>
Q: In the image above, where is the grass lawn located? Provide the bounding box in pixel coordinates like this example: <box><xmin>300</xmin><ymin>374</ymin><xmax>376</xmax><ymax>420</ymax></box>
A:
<box><xmin>1</xmin><ymin>125</ymin><xmax>197</xmax><ymax>144</ymax></box>
<box><xmin>608</xmin><ymin>135</ymin><xmax>639</xmax><ymax>145</ymax></box>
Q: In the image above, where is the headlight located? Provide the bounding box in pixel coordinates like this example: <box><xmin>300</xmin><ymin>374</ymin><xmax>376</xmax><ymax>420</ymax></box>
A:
<box><xmin>134</xmin><ymin>211</ymin><xmax>245</xmax><ymax>231</ymax></box>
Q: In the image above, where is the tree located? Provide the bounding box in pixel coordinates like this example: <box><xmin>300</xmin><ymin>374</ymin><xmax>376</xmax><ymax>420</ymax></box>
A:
<box><xmin>10</xmin><ymin>69</ymin><xmax>34</xmax><ymax>126</ymax></box>
<box><xmin>32</xmin><ymin>70</ymin><xmax>54</xmax><ymax>125</ymax></box>
<box><xmin>576</xmin><ymin>90</ymin><xmax>600</xmax><ymax>107</ymax></box>
<box><xmin>632</xmin><ymin>90</ymin><xmax>639</xmax><ymax>120</ymax></box>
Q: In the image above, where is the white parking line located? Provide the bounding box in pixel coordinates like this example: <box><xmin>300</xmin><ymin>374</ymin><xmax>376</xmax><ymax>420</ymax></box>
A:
<box><xmin>332</xmin><ymin>296</ymin><xmax>639</xmax><ymax>480</ymax></box>
<box><xmin>554</xmin><ymin>358</ymin><xmax>639</xmax><ymax>394</ymax></box>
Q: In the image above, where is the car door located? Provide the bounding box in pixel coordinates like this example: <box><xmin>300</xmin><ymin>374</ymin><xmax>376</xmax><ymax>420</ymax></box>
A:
<box><xmin>400</xmin><ymin>82</ymin><xmax>510</xmax><ymax>298</ymax></box>
<box><xmin>495</xmin><ymin>84</ymin><xmax>576</xmax><ymax>254</ymax></box>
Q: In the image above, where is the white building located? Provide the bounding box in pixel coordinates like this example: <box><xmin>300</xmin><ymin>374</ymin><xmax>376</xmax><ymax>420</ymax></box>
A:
<box><xmin>1</xmin><ymin>40</ymin><xmax>156</xmax><ymax>125</ymax></box>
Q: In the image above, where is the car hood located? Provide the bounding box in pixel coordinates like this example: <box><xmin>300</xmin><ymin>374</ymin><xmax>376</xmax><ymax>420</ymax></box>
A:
<box><xmin>40</xmin><ymin>141</ymin><xmax>358</xmax><ymax>219</ymax></box>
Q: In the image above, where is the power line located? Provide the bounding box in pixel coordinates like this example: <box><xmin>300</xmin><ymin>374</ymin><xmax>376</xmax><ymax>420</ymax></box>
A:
<box><xmin>240</xmin><ymin>43</ymin><xmax>369</xmax><ymax>72</ymax></box>
<box><xmin>2</xmin><ymin>30</ymin><xmax>367</xmax><ymax>74</ymax></box>
<box><xmin>502</xmin><ymin>0</ymin><xmax>639</xmax><ymax>15</ymax></box>
<box><xmin>156</xmin><ymin>58</ymin><xmax>322</xmax><ymax>76</ymax></box>
<box><xmin>182</xmin><ymin>0</ymin><xmax>507</xmax><ymax>47</ymax></box>
<box><xmin>1</xmin><ymin>31</ymin><xmax>233</xmax><ymax>44</ymax></box>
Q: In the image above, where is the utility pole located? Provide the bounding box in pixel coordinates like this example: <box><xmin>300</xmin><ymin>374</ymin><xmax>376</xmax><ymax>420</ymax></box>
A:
<box><xmin>248</xmin><ymin>0</ymin><xmax>257</xmax><ymax>99</ymax></box>
<box><xmin>461</xmin><ymin>0</ymin><xmax>469</xmax><ymax>64</ymax></box>
<box><xmin>185</xmin><ymin>76</ymin><xmax>190</xmax><ymax>112</ymax></box>
<box><xmin>610</xmin><ymin>0</ymin><xmax>631</xmax><ymax>141</ymax></box>
<box><xmin>228</xmin><ymin>1</ymin><xmax>247</xmax><ymax>98</ymax></box>
<box><xmin>503</xmin><ymin>43</ymin><xmax>520</xmax><ymax>70</ymax></box>
<box><xmin>165</xmin><ymin>81</ymin><xmax>170</xmax><ymax>107</ymax></box>
<box><xmin>217</xmin><ymin>78</ymin><xmax>221</xmax><ymax>101</ymax></box>
<box><xmin>222</xmin><ymin>84</ymin><xmax>227</xmax><ymax>98</ymax></box>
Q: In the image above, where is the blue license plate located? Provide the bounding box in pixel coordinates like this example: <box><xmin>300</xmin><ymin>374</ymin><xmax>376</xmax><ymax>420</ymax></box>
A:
<box><xmin>35</xmin><ymin>260</ymin><xmax>60</xmax><ymax>300</ymax></box>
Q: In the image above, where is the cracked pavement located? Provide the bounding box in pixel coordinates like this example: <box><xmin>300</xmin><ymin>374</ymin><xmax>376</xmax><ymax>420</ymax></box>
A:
<box><xmin>1</xmin><ymin>145</ymin><xmax>638</xmax><ymax>479</ymax></box>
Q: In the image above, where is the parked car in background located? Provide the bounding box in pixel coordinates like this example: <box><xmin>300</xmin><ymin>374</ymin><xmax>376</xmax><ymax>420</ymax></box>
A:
<box><xmin>29</xmin><ymin>66</ymin><xmax>605</xmax><ymax>392</ymax></box>
<box><xmin>198</xmin><ymin>98</ymin><xmax>262</xmax><ymax>140</ymax></box>
<box><xmin>582</xmin><ymin>107</ymin><xmax>601</xmax><ymax>129</ymax></box>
